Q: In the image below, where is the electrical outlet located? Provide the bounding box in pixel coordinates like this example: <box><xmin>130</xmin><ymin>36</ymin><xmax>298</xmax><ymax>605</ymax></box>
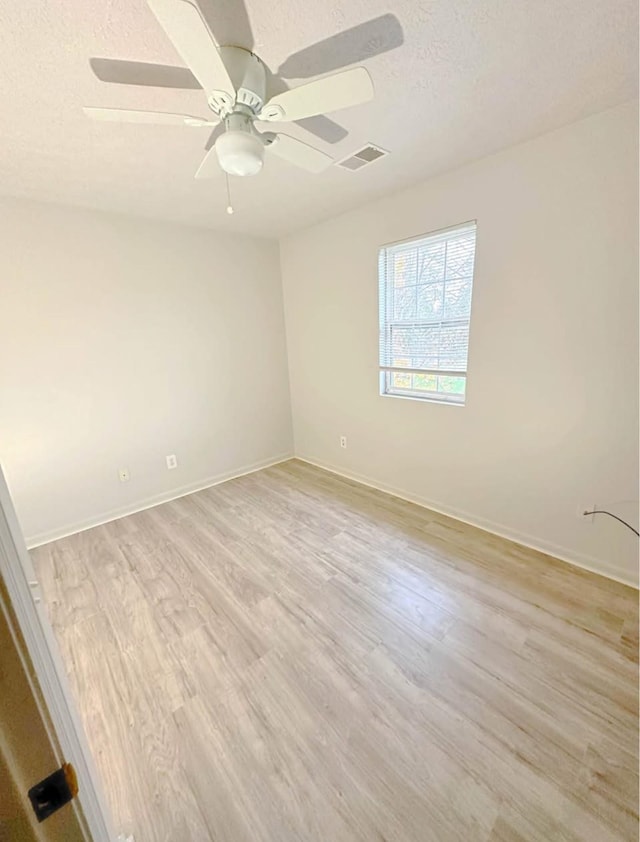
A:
<box><xmin>118</xmin><ymin>468</ymin><xmax>130</xmax><ymax>483</ymax></box>
<box><xmin>340</xmin><ymin>436</ymin><xmax>347</xmax><ymax>449</ymax></box>
<box><xmin>578</xmin><ymin>504</ymin><xmax>595</xmax><ymax>523</ymax></box>
<box><xmin>166</xmin><ymin>454</ymin><xmax>178</xmax><ymax>470</ymax></box>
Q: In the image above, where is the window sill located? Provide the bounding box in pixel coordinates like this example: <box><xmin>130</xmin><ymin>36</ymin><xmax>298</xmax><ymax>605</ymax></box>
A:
<box><xmin>379</xmin><ymin>391</ymin><xmax>465</xmax><ymax>407</ymax></box>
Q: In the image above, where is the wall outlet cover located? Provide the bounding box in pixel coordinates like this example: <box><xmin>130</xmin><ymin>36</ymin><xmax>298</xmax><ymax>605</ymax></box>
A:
<box><xmin>579</xmin><ymin>504</ymin><xmax>595</xmax><ymax>523</ymax></box>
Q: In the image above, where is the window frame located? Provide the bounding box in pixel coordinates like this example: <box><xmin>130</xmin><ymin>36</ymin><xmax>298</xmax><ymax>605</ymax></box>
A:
<box><xmin>378</xmin><ymin>220</ymin><xmax>477</xmax><ymax>406</ymax></box>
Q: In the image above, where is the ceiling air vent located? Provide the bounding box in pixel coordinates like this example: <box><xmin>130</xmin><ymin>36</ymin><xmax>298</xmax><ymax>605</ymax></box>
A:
<box><xmin>336</xmin><ymin>144</ymin><xmax>388</xmax><ymax>171</ymax></box>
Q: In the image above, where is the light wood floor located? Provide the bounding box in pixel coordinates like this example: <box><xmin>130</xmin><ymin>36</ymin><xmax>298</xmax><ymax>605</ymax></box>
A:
<box><xmin>32</xmin><ymin>459</ymin><xmax>638</xmax><ymax>842</ymax></box>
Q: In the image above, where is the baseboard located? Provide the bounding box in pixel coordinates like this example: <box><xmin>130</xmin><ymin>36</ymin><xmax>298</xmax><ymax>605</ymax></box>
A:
<box><xmin>26</xmin><ymin>452</ymin><xmax>294</xmax><ymax>549</ymax></box>
<box><xmin>294</xmin><ymin>455</ymin><xmax>639</xmax><ymax>590</ymax></box>
<box><xmin>27</xmin><ymin>449</ymin><xmax>637</xmax><ymax>589</ymax></box>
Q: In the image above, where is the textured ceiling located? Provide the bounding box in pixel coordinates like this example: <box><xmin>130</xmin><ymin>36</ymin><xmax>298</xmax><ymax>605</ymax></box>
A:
<box><xmin>0</xmin><ymin>0</ymin><xmax>637</xmax><ymax>237</ymax></box>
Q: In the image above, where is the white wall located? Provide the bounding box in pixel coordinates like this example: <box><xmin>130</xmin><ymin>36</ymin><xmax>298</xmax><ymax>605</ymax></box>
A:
<box><xmin>0</xmin><ymin>199</ymin><xmax>293</xmax><ymax>543</ymax></box>
<box><xmin>281</xmin><ymin>101</ymin><xmax>639</xmax><ymax>587</ymax></box>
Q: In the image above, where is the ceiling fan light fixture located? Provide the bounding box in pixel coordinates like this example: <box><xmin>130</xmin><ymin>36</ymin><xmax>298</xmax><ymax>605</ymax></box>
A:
<box><xmin>215</xmin><ymin>130</ymin><xmax>264</xmax><ymax>176</ymax></box>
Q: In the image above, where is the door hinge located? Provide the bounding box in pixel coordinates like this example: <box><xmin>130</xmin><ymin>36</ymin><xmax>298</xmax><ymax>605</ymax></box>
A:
<box><xmin>28</xmin><ymin>762</ymin><xmax>78</xmax><ymax>822</ymax></box>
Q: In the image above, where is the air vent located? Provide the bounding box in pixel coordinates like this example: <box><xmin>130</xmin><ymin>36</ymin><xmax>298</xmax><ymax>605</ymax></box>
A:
<box><xmin>336</xmin><ymin>143</ymin><xmax>388</xmax><ymax>171</ymax></box>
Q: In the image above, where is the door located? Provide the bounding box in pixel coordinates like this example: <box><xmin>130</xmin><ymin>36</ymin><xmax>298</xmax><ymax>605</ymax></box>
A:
<box><xmin>0</xmin><ymin>465</ymin><xmax>118</xmax><ymax>842</ymax></box>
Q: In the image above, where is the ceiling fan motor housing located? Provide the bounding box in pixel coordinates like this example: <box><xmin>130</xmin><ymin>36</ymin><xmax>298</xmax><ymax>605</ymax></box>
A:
<box><xmin>211</xmin><ymin>47</ymin><xmax>266</xmax><ymax>117</ymax></box>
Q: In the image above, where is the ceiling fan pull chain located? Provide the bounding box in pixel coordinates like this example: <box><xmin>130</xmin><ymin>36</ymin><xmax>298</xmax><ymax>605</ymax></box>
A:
<box><xmin>225</xmin><ymin>174</ymin><xmax>234</xmax><ymax>215</ymax></box>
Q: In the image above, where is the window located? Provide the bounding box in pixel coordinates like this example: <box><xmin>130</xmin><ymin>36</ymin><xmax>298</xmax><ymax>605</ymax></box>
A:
<box><xmin>378</xmin><ymin>221</ymin><xmax>477</xmax><ymax>405</ymax></box>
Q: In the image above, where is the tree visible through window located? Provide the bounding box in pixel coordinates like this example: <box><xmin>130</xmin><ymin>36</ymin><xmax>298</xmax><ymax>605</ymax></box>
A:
<box><xmin>378</xmin><ymin>222</ymin><xmax>477</xmax><ymax>404</ymax></box>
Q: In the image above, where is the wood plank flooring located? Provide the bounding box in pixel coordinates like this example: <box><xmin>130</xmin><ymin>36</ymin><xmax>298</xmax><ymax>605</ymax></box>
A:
<box><xmin>31</xmin><ymin>459</ymin><xmax>639</xmax><ymax>842</ymax></box>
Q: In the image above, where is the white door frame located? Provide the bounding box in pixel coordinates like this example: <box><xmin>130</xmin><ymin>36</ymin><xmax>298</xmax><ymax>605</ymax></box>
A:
<box><xmin>0</xmin><ymin>466</ymin><xmax>119</xmax><ymax>842</ymax></box>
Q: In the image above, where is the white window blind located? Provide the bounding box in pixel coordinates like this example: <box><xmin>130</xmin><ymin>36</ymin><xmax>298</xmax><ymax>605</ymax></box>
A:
<box><xmin>378</xmin><ymin>221</ymin><xmax>477</xmax><ymax>404</ymax></box>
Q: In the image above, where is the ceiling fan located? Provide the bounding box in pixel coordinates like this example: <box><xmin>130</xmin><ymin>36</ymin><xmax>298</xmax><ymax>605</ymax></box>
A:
<box><xmin>84</xmin><ymin>0</ymin><xmax>403</xmax><ymax>179</ymax></box>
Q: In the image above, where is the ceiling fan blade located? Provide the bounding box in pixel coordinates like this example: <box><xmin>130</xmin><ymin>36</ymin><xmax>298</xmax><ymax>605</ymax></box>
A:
<box><xmin>260</xmin><ymin>67</ymin><xmax>373</xmax><ymax>122</ymax></box>
<box><xmin>204</xmin><ymin>123</ymin><xmax>225</xmax><ymax>151</ymax></box>
<box><xmin>267</xmin><ymin>134</ymin><xmax>333</xmax><ymax>173</ymax></box>
<box><xmin>260</xmin><ymin>68</ymin><xmax>348</xmax><ymax>144</ymax></box>
<box><xmin>83</xmin><ymin>107</ymin><xmax>216</xmax><ymax>126</ymax></box>
<box><xmin>89</xmin><ymin>57</ymin><xmax>201</xmax><ymax>89</ymax></box>
<box><xmin>277</xmin><ymin>14</ymin><xmax>403</xmax><ymax>79</ymax></box>
<box><xmin>146</xmin><ymin>0</ymin><xmax>235</xmax><ymax>100</ymax></box>
<box><xmin>194</xmin><ymin>146</ymin><xmax>222</xmax><ymax>179</ymax></box>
